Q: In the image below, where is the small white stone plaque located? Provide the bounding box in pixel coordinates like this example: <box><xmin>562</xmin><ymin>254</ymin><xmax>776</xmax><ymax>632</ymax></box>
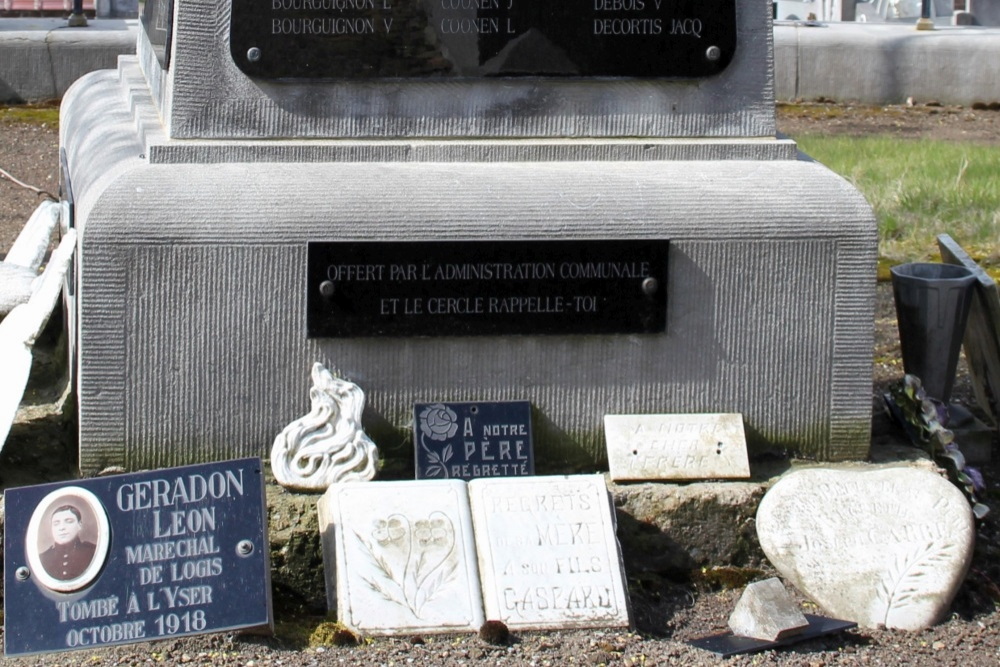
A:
<box><xmin>468</xmin><ymin>474</ymin><xmax>630</xmax><ymax>630</ymax></box>
<box><xmin>604</xmin><ymin>413</ymin><xmax>750</xmax><ymax>481</ymax></box>
<box><xmin>318</xmin><ymin>480</ymin><xmax>484</xmax><ymax>635</ymax></box>
<box><xmin>756</xmin><ymin>467</ymin><xmax>975</xmax><ymax>631</ymax></box>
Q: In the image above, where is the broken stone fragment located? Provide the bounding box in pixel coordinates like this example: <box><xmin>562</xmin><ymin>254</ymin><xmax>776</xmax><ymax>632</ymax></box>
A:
<box><xmin>727</xmin><ymin>577</ymin><xmax>809</xmax><ymax>641</ymax></box>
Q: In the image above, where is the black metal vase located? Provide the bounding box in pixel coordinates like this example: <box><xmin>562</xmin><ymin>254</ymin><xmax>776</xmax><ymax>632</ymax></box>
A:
<box><xmin>891</xmin><ymin>262</ymin><xmax>977</xmax><ymax>402</ymax></box>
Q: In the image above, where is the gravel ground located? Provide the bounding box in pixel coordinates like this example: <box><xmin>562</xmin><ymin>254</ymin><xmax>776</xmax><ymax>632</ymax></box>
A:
<box><xmin>1</xmin><ymin>103</ymin><xmax>999</xmax><ymax>665</ymax></box>
<box><xmin>0</xmin><ymin>115</ymin><xmax>58</xmax><ymax>253</ymax></box>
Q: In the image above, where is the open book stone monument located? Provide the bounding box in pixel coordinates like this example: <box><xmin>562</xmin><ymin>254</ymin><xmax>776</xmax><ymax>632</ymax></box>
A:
<box><xmin>60</xmin><ymin>0</ymin><xmax>876</xmax><ymax>473</ymax></box>
<box><xmin>469</xmin><ymin>474</ymin><xmax>630</xmax><ymax>630</ymax></box>
<box><xmin>318</xmin><ymin>474</ymin><xmax>629</xmax><ymax>634</ymax></box>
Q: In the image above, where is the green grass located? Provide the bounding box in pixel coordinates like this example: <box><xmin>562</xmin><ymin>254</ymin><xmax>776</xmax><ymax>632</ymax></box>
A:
<box><xmin>794</xmin><ymin>134</ymin><xmax>1000</xmax><ymax>275</ymax></box>
<box><xmin>0</xmin><ymin>104</ymin><xmax>59</xmax><ymax>125</ymax></box>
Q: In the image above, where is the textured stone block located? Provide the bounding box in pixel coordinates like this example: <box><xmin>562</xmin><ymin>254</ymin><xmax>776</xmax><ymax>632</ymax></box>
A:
<box><xmin>773</xmin><ymin>23</ymin><xmax>1000</xmax><ymax>106</ymax></box>
<box><xmin>611</xmin><ymin>479</ymin><xmax>766</xmax><ymax>574</ymax></box>
<box><xmin>136</xmin><ymin>0</ymin><xmax>776</xmax><ymax>140</ymax></box>
<box><xmin>61</xmin><ymin>63</ymin><xmax>876</xmax><ymax>473</ymax></box>
<box><xmin>0</xmin><ymin>19</ymin><xmax>136</xmax><ymax>104</ymax></box>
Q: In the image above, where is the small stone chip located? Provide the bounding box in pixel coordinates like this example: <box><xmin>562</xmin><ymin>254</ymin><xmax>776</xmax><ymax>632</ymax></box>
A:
<box><xmin>728</xmin><ymin>578</ymin><xmax>809</xmax><ymax>641</ymax></box>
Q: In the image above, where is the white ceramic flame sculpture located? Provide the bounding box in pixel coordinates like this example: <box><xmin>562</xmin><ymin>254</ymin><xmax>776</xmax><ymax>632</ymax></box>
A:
<box><xmin>271</xmin><ymin>363</ymin><xmax>379</xmax><ymax>491</ymax></box>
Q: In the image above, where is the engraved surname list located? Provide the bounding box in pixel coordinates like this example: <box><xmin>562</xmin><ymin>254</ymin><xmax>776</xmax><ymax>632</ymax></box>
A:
<box><xmin>270</xmin><ymin>0</ymin><xmax>391</xmax><ymax>36</ymax></box>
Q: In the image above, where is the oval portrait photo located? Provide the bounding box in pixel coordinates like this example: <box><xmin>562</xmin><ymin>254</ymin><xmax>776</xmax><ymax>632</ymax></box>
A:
<box><xmin>25</xmin><ymin>486</ymin><xmax>110</xmax><ymax>593</ymax></box>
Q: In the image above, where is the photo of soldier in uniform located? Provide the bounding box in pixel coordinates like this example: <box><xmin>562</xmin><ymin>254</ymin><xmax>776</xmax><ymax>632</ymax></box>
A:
<box><xmin>26</xmin><ymin>486</ymin><xmax>110</xmax><ymax>592</ymax></box>
<box><xmin>39</xmin><ymin>503</ymin><xmax>98</xmax><ymax>581</ymax></box>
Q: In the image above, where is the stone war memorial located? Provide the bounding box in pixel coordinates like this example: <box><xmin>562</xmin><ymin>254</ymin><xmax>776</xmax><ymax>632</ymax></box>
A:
<box><xmin>44</xmin><ymin>0</ymin><xmax>909</xmax><ymax>650</ymax></box>
<box><xmin>61</xmin><ymin>0</ymin><xmax>877</xmax><ymax>476</ymax></box>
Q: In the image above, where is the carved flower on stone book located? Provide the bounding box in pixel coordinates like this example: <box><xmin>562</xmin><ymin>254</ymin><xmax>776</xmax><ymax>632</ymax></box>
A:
<box><xmin>357</xmin><ymin>511</ymin><xmax>458</xmax><ymax>618</ymax></box>
<box><xmin>414</xmin><ymin>517</ymin><xmax>451</xmax><ymax>548</ymax></box>
<box><xmin>373</xmin><ymin>516</ymin><xmax>408</xmax><ymax>547</ymax></box>
<box><xmin>419</xmin><ymin>404</ymin><xmax>458</xmax><ymax>441</ymax></box>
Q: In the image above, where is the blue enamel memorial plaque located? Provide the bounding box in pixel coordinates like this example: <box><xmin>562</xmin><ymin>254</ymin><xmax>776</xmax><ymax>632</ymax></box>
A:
<box><xmin>414</xmin><ymin>401</ymin><xmax>534</xmax><ymax>480</ymax></box>
<box><xmin>3</xmin><ymin>458</ymin><xmax>272</xmax><ymax>656</ymax></box>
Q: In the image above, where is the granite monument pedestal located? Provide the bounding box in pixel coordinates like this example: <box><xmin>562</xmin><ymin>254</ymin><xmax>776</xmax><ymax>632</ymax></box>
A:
<box><xmin>60</xmin><ymin>0</ymin><xmax>876</xmax><ymax>473</ymax></box>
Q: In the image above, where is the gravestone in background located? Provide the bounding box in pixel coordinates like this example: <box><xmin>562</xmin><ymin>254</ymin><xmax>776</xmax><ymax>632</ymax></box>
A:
<box><xmin>98</xmin><ymin>0</ymin><xmax>138</xmax><ymax>19</ymax></box>
<box><xmin>938</xmin><ymin>234</ymin><xmax>1000</xmax><ymax>431</ymax></box>
<box><xmin>61</xmin><ymin>0</ymin><xmax>875</xmax><ymax>474</ymax></box>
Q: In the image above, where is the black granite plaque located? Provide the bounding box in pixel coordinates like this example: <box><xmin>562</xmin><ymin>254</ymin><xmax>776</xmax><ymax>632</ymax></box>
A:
<box><xmin>229</xmin><ymin>0</ymin><xmax>735</xmax><ymax>79</ymax></box>
<box><xmin>306</xmin><ymin>239</ymin><xmax>668</xmax><ymax>337</ymax></box>
<box><xmin>141</xmin><ymin>0</ymin><xmax>174</xmax><ymax>69</ymax></box>
<box><xmin>3</xmin><ymin>459</ymin><xmax>271</xmax><ymax>656</ymax></box>
<box><xmin>414</xmin><ymin>401</ymin><xmax>534</xmax><ymax>480</ymax></box>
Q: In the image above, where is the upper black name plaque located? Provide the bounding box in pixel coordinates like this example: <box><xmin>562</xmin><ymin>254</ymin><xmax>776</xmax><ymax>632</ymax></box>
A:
<box><xmin>306</xmin><ymin>239</ymin><xmax>668</xmax><ymax>337</ymax></box>
<box><xmin>230</xmin><ymin>0</ymin><xmax>735</xmax><ymax>79</ymax></box>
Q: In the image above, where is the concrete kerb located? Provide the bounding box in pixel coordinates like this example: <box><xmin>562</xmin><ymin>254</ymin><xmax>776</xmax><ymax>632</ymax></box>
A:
<box><xmin>0</xmin><ymin>18</ymin><xmax>137</xmax><ymax>103</ymax></box>
<box><xmin>774</xmin><ymin>22</ymin><xmax>1000</xmax><ymax>106</ymax></box>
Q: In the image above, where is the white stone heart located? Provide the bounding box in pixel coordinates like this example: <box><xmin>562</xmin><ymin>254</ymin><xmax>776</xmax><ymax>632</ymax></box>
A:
<box><xmin>756</xmin><ymin>467</ymin><xmax>974</xmax><ymax>631</ymax></box>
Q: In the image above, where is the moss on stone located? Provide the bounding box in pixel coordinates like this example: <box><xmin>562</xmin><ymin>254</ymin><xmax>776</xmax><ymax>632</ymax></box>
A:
<box><xmin>265</xmin><ymin>484</ymin><xmax>327</xmax><ymax>613</ymax></box>
<box><xmin>691</xmin><ymin>565</ymin><xmax>765</xmax><ymax>590</ymax></box>
<box><xmin>308</xmin><ymin>621</ymin><xmax>360</xmax><ymax>647</ymax></box>
<box><xmin>272</xmin><ymin>618</ymin><xmax>317</xmax><ymax>647</ymax></box>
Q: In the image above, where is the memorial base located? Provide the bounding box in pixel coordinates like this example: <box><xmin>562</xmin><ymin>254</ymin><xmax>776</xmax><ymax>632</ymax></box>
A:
<box><xmin>62</xmin><ymin>59</ymin><xmax>876</xmax><ymax>474</ymax></box>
